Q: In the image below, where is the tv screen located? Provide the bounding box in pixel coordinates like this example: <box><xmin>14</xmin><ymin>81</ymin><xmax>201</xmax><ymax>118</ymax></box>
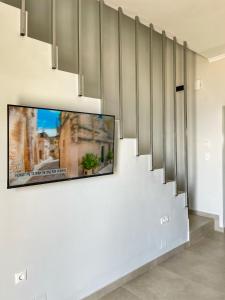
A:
<box><xmin>8</xmin><ymin>105</ymin><xmax>115</xmax><ymax>188</ymax></box>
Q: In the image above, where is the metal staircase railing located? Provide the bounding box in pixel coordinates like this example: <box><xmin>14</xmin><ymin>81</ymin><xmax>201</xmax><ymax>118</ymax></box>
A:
<box><xmin>99</xmin><ymin>0</ymin><xmax>104</xmax><ymax>113</ymax></box>
<box><xmin>173</xmin><ymin>37</ymin><xmax>178</xmax><ymax>195</ymax></box>
<box><xmin>119</xmin><ymin>13</ymin><xmax>136</xmax><ymax>139</ymax></box>
<box><xmin>26</xmin><ymin>0</ymin><xmax>52</xmax><ymax>44</ymax></box>
<box><xmin>100</xmin><ymin>3</ymin><xmax>120</xmax><ymax>119</ymax></box>
<box><xmin>183</xmin><ymin>41</ymin><xmax>189</xmax><ymax>207</ymax></box>
<box><xmin>55</xmin><ymin>0</ymin><xmax>78</xmax><ymax>74</ymax></box>
<box><xmin>135</xmin><ymin>16</ymin><xmax>140</xmax><ymax>156</ymax></box>
<box><xmin>20</xmin><ymin>0</ymin><xmax>26</xmax><ymax>36</ymax></box>
<box><xmin>81</xmin><ymin>0</ymin><xmax>101</xmax><ymax>99</ymax></box>
<box><xmin>164</xmin><ymin>37</ymin><xmax>175</xmax><ymax>184</ymax></box>
<box><xmin>118</xmin><ymin>7</ymin><xmax>124</xmax><ymax>138</ymax></box>
<box><xmin>0</xmin><ymin>0</ymin><xmax>192</xmax><ymax>204</ymax></box>
<box><xmin>152</xmin><ymin>30</ymin><xmax>164</xmax><ymax>171</ymax></box>
<box><xmin>149</xmin><ymin>23</ymin><xmax>154</xmax><ymax>170</ymax></box>
<box><xmin>162</xmin><ymin>30</ymin><xmax>167</xmax><ymax>184</ymax></box>
<box><xmin>176</xmin><ymin>43</ymin><xmax>186</xmax><ymax>195</ymax></box>
<box><xmin>78</xmin><ymin>0</ymin><xmax>83</xmax><ymax>97</ymax></box>
<box><xmin>51</xmin><ymin>0</ymin><xmax>57</xmax><ymax>70</ymax></box>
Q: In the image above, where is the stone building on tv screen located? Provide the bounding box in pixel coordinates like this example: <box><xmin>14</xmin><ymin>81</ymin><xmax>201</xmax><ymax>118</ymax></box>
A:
<box><xmin>9</xmin><ymin>107</ymin><xmax>39</xmax><ymax>178</ymax></box>
<box><xmin>59</xmin><ymin>112</ymin><xmax>114</xmax><ymax>177</ymax></box>
<box><xmin>8</xmin><ymin>107</ymin><xmax>58</xmax><ymax>183</ymax></box>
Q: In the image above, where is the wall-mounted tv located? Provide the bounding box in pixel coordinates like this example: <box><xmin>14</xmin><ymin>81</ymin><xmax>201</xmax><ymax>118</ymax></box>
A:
<box><xmin>8</xmin><ymin>105</ymin><xmax>115</xmax><ymax>189</ymax></box>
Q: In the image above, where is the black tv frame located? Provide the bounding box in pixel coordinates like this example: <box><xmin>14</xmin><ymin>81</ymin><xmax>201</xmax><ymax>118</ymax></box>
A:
<box><xmin>7</xmin><ymin>104</ymin><xmax>115</xmax><ymax>189</ymax></box>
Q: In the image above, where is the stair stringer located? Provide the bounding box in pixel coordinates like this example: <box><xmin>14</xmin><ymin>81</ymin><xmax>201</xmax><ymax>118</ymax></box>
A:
<box><xmin>117</xmin><ymin>136</ymin><xmax>186</xmax><ymax>203</ymax></box>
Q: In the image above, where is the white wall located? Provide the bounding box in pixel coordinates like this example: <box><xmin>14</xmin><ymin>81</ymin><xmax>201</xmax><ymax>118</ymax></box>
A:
<box><xmin>0</xmin><ymin>3</ymin><xmax>188</xmax><ymax>300</ymax></box>
<box><xmin>191</xmin><ymin>55</ymin><xmax>225</xmax><ymax>227</ymax></box>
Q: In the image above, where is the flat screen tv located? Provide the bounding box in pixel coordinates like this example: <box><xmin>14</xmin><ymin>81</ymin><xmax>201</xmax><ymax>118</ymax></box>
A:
<box><xmin>7</xmin><ymin>105</ymin><xmax>115</xmax><ymax>189</ymax></box>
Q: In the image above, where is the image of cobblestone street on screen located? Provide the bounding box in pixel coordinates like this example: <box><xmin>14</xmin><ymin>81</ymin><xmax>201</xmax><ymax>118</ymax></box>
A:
<box><xmin>8</xmin><ymin>106</ymin><xmax>114</xmax><ymax>187</ymax></box>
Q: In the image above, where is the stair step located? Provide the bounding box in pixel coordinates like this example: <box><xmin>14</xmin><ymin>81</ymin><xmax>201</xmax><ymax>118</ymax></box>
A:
<box><xmin>177</xmin><ymin>190</ymin><xmax>185</xmax><ymax>195</ymax></box>
<box><xmin>151</xmin><ymin>168</ymin><xmax>163</xmax><ymax>171</ymax></box>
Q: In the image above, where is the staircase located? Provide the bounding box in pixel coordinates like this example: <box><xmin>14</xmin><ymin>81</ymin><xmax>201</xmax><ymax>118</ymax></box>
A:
<box><xmin>0</xmin><ymin>0</ymin><xmax>195</xmax><ymax>205</ymax></box>
<box><xmin>0</xmin><ymin>2</ymin><xmax>194</xmax><ymax>299</ymax></box>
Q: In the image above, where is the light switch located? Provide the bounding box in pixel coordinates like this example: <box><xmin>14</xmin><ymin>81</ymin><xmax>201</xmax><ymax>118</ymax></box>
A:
<box><xmin>195</xmin><ymin>79</ymin><xmax>203</xmax><ymax>90</ymax></box>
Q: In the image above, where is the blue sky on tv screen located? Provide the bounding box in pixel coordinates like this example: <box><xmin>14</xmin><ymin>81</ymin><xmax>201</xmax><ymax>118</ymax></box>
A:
<box><xmin>37</xmin><ymin>109</ymin><xmax>61</xmax><ymax>137</ymax></box>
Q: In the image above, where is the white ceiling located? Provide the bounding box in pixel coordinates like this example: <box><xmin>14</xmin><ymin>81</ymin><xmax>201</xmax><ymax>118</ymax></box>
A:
<box><xmin>105</xmin><ymin>0</ymin><xmax>225</xmax><ymax>60</ymax></box>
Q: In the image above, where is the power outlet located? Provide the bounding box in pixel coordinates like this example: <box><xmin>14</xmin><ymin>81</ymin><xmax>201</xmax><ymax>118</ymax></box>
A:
<box><xmin>15</xmin><ymin>270</ymin><xmax>27</xmax><ymax>285</ymax></box>
<box><xmin>160</xmin><ymin>215</ymin><xmax>170</xmax><ymax>225</ymax></box>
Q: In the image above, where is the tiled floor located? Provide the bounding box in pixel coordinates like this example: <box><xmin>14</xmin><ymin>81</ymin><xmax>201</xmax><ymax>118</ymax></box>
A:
<box><xmin>101</xmin><ymin>226</ymin><xmax>225</xmax><ymax>299</ymax></box>
<box><xmin>188</xmin><ymin>214</ymin><xmax>213</xmax><ymax>232</ymax></box>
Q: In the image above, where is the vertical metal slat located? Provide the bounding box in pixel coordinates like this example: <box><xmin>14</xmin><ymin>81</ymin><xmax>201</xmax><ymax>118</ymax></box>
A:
<box><xmin>20</xmin><ymin>0</ymin><xmax>26</xmax><ymax>36</ymax></box>
<box><xmin>78</xmin><ymin>0</ymin><xmax>84</xmax><ymax>96</ymax></box>
<box><xmin>99</xmin><ymin>0</ymin><xmax>104</xmax><ymax>113</ymax></box>
<box><xmin>183</xmin><ymin>41</ymin><xmax>189</xmax><ymax>207</ymax></box>
<box><xmin>118</xmin><ymin>7</ymin><xmax>124</xmax><ymax>139</ymax></box>
<box><xmin>162</xmin><ymin>30</ymin><xmax>167</xmax><ymax>184</ymax></box>
<box><xmin>135</xmin><ymin>16</ymin><xmax>140</xmax><ymax>156</ymax></box>
<box><xmin>51</xmin><ymin>0</ymin><xmax>57</xmax><ymax>70</ymax></box>
<box><xmin>173</xmin><ymin>37</ymin><xmax>178</xmax><ymax>195</ymax></box>
<box><xmin>149</xmin><ymin>24</ymin><xmax>154</xmax><ymax>170</ymax></box>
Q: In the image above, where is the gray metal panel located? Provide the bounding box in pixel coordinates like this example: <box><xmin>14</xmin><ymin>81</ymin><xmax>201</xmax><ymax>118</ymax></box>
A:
<box><xmin>176</xmin><ymin>93</ymin><xmax>185</xmax><ymax>192</ymax></box>
<box><xmin>56</xmin><ymin>0</ymin><xmax>78</xmax><ymax>74</ymax></box>
<box><xmin>186</xmin><ymin>49</ymin><xmax>196</xmax><ymax>205</ymax></box>
<box><xmin>152</xmin><ymin>31</ymin><xmax>163</xmax><ymax>169</ymax></box>
<box><xmin>0</xmin><ymin>0</ymin><xmax>20</xmax><ymax>8</ymax></box>
<box><xmin>26</xmin><ymin>0</ymin><xmax>52</xmax><ymax>44</ymax></box>
<box><xmin>165</xmin><ymin>37</ymin><xmax>175</xmax><ymax>181</ymax></box>
<box><xmin>52</xmin><ymin>0</ymin><xmax>57</xmax><ymax>69</ymax></box>
<box><xmin>135</xmin><ymin>16</ymin><xmax>140</xmax><ymax>156</ymax></box>
<box><xmin>82</xmin><ymin>0</ymin><xmax>100</xmax><ymax>99</ymax></box>
<box><xmin>118</xmin><ymin>7</ymin><xmax>123</xmax><ymax>137</ymax></box>
<box><xmin>176</xmin><ymin>44</ymin><xmax>184</xmax><ymax>85</ymax></box>
<box><xmin>99</xmin><ymin>0</ymin><xmax>104</xmax><ymax>112</ymax></box>
<box><xmin>176</xmin><ymin>43</ymin><xmax>185</xmax><ymax>192</ymax></box>
<box><xmin>102</xmin><ymin>4</ymin><xmax>120</xmax><ymax>118</ymax></box>
<box><xmin>121</xmin><ymin>14</ymin><xmax>136</xmax><ymax>138</ymax></box>
<box><xmin>173</xmin><ymin>37</ymin><xmax>178</xmax><ymax>193</ymax></box>
<box><xmin>20</xmin><ymin>0</ymin><xmax>26</xmax><ymax>36</ymax></box>
<box><xmin>162</xmin><ymin>31</ymin><xmax>166</xmax><ymax>183</ymax></box>
<box><xmin>138</xmin><ymin>23</ymin><xmax>150</xmax><ymax>155</ymax></box>
<box><xmin>183</xmin><ymin>41</ymin><xmax>189</xmax><ymax>206</ymax></box>
<box><xmin>78</xmin><ymin>0</ymin><xmax>83</xmax><ymax>96</ymax></box>
<box><xmin>149</xmin><ymin>24</ymin><xmax>154</xmax><ymax>165</ymax></box>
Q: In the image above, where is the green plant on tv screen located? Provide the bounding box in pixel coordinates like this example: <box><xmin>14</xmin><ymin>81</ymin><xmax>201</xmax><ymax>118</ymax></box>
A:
<box><xmin>81</xmin><ymin>153</ymin><xmax>100</xmax><ymax>171</ymax></box>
